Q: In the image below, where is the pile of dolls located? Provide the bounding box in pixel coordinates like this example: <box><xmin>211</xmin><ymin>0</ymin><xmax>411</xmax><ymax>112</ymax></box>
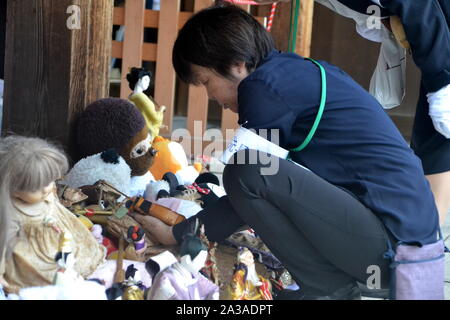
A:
<box><xmin>0</xmin><ymin>68</ymin><xmax>293</xmax><ymax>300</ymax></box>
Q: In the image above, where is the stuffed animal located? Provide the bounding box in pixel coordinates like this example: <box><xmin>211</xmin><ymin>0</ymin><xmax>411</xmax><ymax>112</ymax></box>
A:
<box><xmin>127</xmin><ymin>67</ymin><xmax>166</xmax><ymax>141</ymax></box>
<box><xmin>74</xmin><ymin>98</ymin><xmax>158</xmax><ymax>196</ymax></box>
<box><xmin>62</xmin><ymin>149</ymin><xmax>131</xmax><ymax>197</ymax></box>
<box><xmin>150</xmin><ymin>136</ymin><xmax>202</xmax><ymax>185</ymax></box>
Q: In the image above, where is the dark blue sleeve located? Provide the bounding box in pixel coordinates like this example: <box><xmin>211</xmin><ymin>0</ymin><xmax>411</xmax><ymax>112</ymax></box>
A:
<box><xmin>380</xmin><ymin>0</ymin><xmax>450</xmax><ymax>92</ymax></box>
<box><xmin>238</xmin><ymin>79</ymin><xmax>297</xmax><ymax>147</ymax></box>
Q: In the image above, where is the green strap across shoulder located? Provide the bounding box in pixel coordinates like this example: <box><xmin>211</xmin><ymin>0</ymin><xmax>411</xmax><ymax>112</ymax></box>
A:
<box><xmin>289</xmin><ymin>58</ymin><xmax>327</xmax><ymax>155</ymax></box>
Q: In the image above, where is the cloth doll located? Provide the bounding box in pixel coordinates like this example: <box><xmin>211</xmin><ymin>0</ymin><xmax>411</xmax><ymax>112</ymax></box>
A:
<box><xmin>126</xmin><ymin>67</ymin><xmax>166</xmax><ymax>141</ymax></box>
<box><xmin>146</xmin><ymin>219</ymin><xmax>219</xmax><ymax>300</ymax></box>
<box><xmin>74</xmin><ymin>98</ymin><xmax>158</xmax><ymax>197</ymax></box>
<box><xmin>0</xmin><ymin>136</ymin><xmax>151</xmax><ymax>294</ymax></box>
<box><xmin>53</xmin><ymin>231</ymin><xmax>84</xmax><ymax>286</ymax></box>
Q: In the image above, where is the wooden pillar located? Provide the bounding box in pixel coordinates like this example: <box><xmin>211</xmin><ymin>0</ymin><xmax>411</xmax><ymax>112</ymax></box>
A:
<box><xmin>155</xmin><ymin>0</ymin><xmax>180</xmax><ymax>135</ymax></box>
<box><xmin>186</xmin><ymin>0</ymin><xmax>212</xmax><ymax>138</ymax></box>
<box><xmin>119</xmin><ymin>0</ymin><xmax>145</xmax><ymax>99</ymax></box>
<box><xmin>264</xmin><ymin>0</ymin><xmax>314</xmax><ymax>57</ymax></box>
<box><xmin>3</xmin><ymin>0</ymin><xmax>113</xmax><ymax>157</ymax></box>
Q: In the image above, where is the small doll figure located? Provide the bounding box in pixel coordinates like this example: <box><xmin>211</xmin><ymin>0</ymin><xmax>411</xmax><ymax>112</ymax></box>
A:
<box><xmin>0</xmin><ymin>136</ymin><xmax>151</xmax><ymax>294</ymax></box>
<box><xmin>127</xmin><ymin>67</ymin><xmax>166</xmax><ymax>141</ymax></box>
<box><xmin>127</xmin><ymin>225</ymin><xmax>147</xmax><ymax>255</ymax></box>
<box><xmin>53</xmin><ymin>232</ymin><xmax>84</xmax><ymax>286</ymax></box>
<box><xmin>226</xmin><ymin>247</ymin><xmax>273</xmax><ymax>300</ymax></box>
<box><xmin>122</xmin><ymin>264</ymin><xmax>146</xmax><ymax>300</ymax></box>
<box><xmin>146</xmin><ymin>219</ymin><xmax>219</xmax><ymax>300</ymax></box>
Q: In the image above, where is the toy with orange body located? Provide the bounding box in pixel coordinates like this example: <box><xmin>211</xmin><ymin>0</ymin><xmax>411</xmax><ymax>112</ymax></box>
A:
<box><xmin>150</xmin><ymin>136</ymin><xmax>202</xmax><ymax>184</ymax></box>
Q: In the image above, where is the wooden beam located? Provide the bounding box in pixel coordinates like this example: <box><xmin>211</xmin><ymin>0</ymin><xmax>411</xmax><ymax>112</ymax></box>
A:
<box><xmin>83</xmin><ymin>0</ymin><xmax>114</xmax><ymax>108</ymax></box>
<box><xmin>120</xmin><ymin>0</ymin><xmax>145</xmax><ymax>98</ymax></box>
<box><xmin>3</xmin><ymin>0</ymin><xmax>113</xmax><ymax>156</ymax></box>
<box><xmin>155</xmin><ymin>0</ymin><xmax>180</xmax><ymax>135</ymax></box>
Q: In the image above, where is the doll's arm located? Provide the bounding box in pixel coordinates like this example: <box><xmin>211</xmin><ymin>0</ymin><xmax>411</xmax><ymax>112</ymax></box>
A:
<box><xmin>130</xmin><ymin>93</ymin><xmax>163</xmax><ymax>123</ymax></box>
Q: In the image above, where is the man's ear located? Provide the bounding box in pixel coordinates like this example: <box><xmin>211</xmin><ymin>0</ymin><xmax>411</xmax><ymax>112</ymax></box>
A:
<box><xmin>235</xmin><ymin>61</ymin><xmax>247</xmax><ymax>75</ymax></box>
<box><xmin>230</xmin><ymin>61</ymin><xmax>248</xmax><ymax>80</ymax></box>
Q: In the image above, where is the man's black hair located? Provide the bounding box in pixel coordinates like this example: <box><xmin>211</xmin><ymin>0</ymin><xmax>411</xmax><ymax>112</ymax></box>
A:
<box><xmin>172</xmin><ymin>4</ymin><xmax>275</xmax><ymax>84</ymax></box>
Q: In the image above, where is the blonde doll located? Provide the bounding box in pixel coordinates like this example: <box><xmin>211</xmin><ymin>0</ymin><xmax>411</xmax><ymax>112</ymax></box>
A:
<box><xmin>0</xmin><ymin>136</ymin><xmax>151</xmax><ymax>294</ymax></box>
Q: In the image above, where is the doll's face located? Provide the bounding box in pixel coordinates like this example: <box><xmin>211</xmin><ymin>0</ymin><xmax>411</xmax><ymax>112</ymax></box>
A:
<box><xmin>183</xmin><ymin>250</ymin><xmax>208</xmax><ymax>274</ymax></box>
<box><xmin>137</xmin><ymin>76</ymin><xmax>151</xmax><ymax>91</ymax></box>
<box><xmin>121</xmin><ymin>127</ymin><xmax>157</xmax><ymax>177</ymax></box>
<box><xmin>14</xmin><ymin>182</ymin><xmax>55</xmax><ymax>204</ymax></box>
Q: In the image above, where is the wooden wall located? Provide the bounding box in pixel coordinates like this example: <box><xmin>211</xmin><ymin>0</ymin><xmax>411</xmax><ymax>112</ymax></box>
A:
<box><xmin>0</xmin><ymin>1</ymin><xmax>6</xmax><ymax>80</ymax></box>
<box><xmin>258</xmin><ymin>2</ymin><xmax>419</xmax><ymax>141</ymax></box>
<box><xmin>309</xmin><ymin>5</ymin><xmax>419</xmax><ymax>141</ymax></box>
<box><xmin>2</xmin><ymin>0</ymin><xmax>113</xmax><ymax>160</ymax></box>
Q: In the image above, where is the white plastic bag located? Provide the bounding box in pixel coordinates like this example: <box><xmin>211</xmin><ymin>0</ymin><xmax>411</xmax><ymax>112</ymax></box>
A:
<box><xmin>369</xmin><ymin>35</ymin><xmax>407</xmax><ymax>109</ymax></box>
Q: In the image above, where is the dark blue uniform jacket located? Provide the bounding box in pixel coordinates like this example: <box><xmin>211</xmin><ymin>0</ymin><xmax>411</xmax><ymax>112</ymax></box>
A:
<box><xmin>238</xmin><ymin>50</ymin><xmax>439</xmax><ymax>245</ymax></box>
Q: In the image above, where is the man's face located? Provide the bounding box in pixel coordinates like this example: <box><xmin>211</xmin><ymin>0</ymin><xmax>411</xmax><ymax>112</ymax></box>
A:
<box><xmin>190</xmin><ymin>63</ymin><xmax>249</xmax><ymax>114</ymax></box>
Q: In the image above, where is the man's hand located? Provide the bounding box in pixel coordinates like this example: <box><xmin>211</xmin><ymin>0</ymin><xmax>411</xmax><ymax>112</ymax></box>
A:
<box><xmin>129</xmin><ymin>213</ymin><xmax>178</xmax><ymax>246</ymax></box>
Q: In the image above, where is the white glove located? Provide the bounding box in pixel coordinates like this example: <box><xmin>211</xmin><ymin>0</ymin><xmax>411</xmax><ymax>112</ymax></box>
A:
<box><xmin>427</xmin><ymin>84</ymin><xmax>450</xmax><ymax>139</ymax></box>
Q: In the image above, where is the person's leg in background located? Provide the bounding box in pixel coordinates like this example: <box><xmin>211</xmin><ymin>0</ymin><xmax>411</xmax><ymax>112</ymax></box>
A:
<box><xmin>426</xmin><ymin>172</ymin><xmax>450</xmax><ymax>226</ymax></box>
<box><xmin>223</xmin><ymin>149</ymin><xmax>394</xmax><ymax>298</ymax></box>
<box><xmin>411</xmin><ymin>83</ymin><xmax>450</xmax><ymax>226</ymax></box>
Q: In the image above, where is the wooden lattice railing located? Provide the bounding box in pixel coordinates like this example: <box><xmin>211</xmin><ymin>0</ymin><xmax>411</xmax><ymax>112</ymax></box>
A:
<box><xmin>111</xmin><ymin>0</ymin><xmax>267</xmax><ymax>154</ymax></box>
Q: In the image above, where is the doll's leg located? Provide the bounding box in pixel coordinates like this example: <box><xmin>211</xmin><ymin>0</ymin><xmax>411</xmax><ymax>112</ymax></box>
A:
<box><xmin>426</xmin><ymin>171</ymin><xmax>450</xmax><ymax>225</ymax></box>
<box><xmin>411</xmin><ymin>83</ymin><xmax>450</xmax><ymax>226</ymax></box>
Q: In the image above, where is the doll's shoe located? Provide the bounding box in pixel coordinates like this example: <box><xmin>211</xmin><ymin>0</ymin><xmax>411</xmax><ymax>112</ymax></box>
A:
<box><xmin>195</xmin><ymin>172</ymin><xmax>220</xmax><ymax>186</ymax></box>
<box><xmin>157</xmin><ymin>189</ymin><xmax>170</xmax><ymax>199</ymax></box>
<box><xmin>127</xmin><ymin>225</ymin><xmax>145</xmax><ymax>242</ymax></box>
<box><xmin>162</xmin><ymin>172</ymin><xmax>181</xmax><ymax>195</ymax></box>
